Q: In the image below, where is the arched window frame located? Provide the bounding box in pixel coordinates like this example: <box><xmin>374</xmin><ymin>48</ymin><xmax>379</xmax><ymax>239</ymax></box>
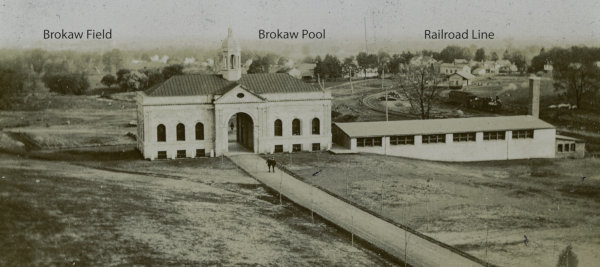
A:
<box><xmin>274</xmin><ymin>119</ymin><xmax>282</xmax><ymax>136</ymax></box>
<box><xmin>312</xmin><ymin>118</ymin><xmax>320</xmax><ymax>135</ymax></box>
<box><xmin>292</xmin><ymin>118</ymin><xmax>301</xmax><ymax>136</ymax></box>
<box><xmin>195</xmin><ymin>122</ymin><xmax>204</xmax><ymax>140</ymax></box>
<box><xmin>157</xmin><ymin>124</ymin><xmax>166</xmax><ymax>142</ymax></box>
<box><xmin>176</xmin><ymin>123</ymin><xmax>185</xmax><ymax>141</ymax></box>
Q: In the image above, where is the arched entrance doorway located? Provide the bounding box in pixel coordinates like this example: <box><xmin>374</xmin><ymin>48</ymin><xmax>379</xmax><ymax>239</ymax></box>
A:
<box><xmin>227</xmin><ymin>112</ymin><xmax>254</xmax><ymax>153</ymax></box>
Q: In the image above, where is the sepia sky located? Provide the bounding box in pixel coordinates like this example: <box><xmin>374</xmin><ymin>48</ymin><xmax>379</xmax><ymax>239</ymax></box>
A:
<box><xmin>0</xmin><ymin>0</ymin><xmax>598</xmax><ymax>48</ymax></box>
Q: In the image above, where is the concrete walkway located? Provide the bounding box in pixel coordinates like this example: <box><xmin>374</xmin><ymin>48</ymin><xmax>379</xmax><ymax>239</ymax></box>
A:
<box><xmin>228</xmin><ymin>154</ymin><xmax>489</xmax><ymax>267</ymax></box>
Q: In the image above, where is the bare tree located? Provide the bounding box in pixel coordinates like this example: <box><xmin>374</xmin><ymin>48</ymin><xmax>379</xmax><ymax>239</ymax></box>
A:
<box><xmin>553</xmin><ymin>62</ymin><xmax>600</xmax><ymax>108</ymax></box>
<box><xmin>395</xmin><ymin>65</ymin><xmax>443</xmax><ymax>119</ymax></box>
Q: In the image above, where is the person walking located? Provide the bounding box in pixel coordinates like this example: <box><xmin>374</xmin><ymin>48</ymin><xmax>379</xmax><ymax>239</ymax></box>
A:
<box><xmin>270</xmin><ymin>157</ymin><xmax>276</xmax><ymax>173</ymax></box>
<box><xmin>266</xmin><ymin>157</ymin><xmax>277</xmax><ymax>173</ymax></box>
<box><xmin>266</xmin><ymin>158</ymin><xmax>272</xmax><ymax>172</ymax></box>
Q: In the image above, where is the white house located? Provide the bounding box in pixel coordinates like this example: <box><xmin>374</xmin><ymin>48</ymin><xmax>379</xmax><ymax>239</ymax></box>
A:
<box><xmin>448</xmin><ymin>71</ymin><xmax>475</xmax><ymax>88</ymax></box>
<box><xmin>440</xmin><ymin>63</ymin><xmax>471</xmax><ymax>75</ymax></box>
<box><xmin>136</xmin><ymin>29</ymin><xmax>332</xmax><ymax>160</ymax></box>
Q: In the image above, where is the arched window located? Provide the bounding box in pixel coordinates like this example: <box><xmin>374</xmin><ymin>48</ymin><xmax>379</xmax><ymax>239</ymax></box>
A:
<box><xmin>195</xmin><ymin>123</ymin><xmax>204</xmax><ymax>140</ymax></box>
<box><xmin>312</xmin><ymin>118</ymin><xmax>320</xmax><ymax>135</ymax></box>
<box><xmin>230</xmin><ymin>54</ymin><xmax>235</xmax><ymax>69</ymax></box>
<box><xmin>274</xmin><ymin>119</ymin><xmax>282</xmax><ymax>136</ymax></box>
<box><xmin>176</xmin><ymin>123</ymin><xmax>185</xmax><ymax>141</ymax></box>
<box><xmin>157</xmin><ymin>124</ymin><xmax>166</xmax><ymax>142</ymax></box>
<box><xmin>292</xmin><ymin>119</ymin><xmax>301</xmax><ymax>136</ymax></box>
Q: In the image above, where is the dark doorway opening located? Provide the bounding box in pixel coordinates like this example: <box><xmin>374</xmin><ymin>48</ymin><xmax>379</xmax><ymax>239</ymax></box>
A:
<box><xmin>228</xmin><ymin>113</ymin><xmax>254</xmax><ymax>153</ymax></box>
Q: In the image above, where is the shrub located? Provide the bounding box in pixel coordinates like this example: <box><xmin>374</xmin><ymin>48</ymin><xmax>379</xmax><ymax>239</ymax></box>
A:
<box><xmin>42</xmin><ymin>73</ymin><xmax>89</xmax><ymax>95</ymax></box>
<box><xmin>557</xmin><ymin>245</ymin><xmax>578</xmax><ymax>267</ymax></box>
<box><xmin>100</xmin><ymin>74</ymin><xmax>117</xmax><ymax>88</ymax></box>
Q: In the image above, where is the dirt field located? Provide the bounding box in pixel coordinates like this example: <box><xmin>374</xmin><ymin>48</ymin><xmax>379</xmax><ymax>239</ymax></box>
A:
<box><xmin>0</xmin><ymin>93</ymin><xmax>137</xmax><ymax>150</ymax></box>
<box><xmin>0</xmin><ymin>151</ymin><xmax>392</xmax><ymax>266</ymax></box>
<box><xmin>270</xmin><ymin>152</ymin><xmax>600</xmax><ymax>267</ymax></box>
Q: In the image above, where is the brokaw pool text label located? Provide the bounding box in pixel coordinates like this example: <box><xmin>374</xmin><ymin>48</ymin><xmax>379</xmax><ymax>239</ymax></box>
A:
<box><xmin>258</xmin><ymin>29</ymin><xmax>326</xmax><ymax>39</ymax></box>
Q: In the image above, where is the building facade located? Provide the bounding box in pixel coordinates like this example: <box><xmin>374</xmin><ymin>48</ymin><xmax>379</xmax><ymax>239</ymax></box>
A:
<box><xmin>333</xmin><ymin>116</ymin><xmax>556</xmax><ymax>162</ymax></box>
<box><xmin>136</xmin><ymin>29</ymin><xmax>332</xmax><ymax>160</ymax></box>
<box><xmin>448</xmin><ymin>71</ymin><xmax>475</xmax><ymax>88</ymax></box>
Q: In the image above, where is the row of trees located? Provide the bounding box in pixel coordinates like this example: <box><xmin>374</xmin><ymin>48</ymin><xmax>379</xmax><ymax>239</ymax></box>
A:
<box><xmin>101</xmin><ymin>64</ymin><xmax>184</xmax><ymax>91</ymax></box>
<box><xmin>530</xmin><ymin>46</ymin><xmax>600</xmax><ymax>107</ymax></box>
<box><xmin>307</xmin><ymin>46</ymin><xmax>533</xmax><ymax>82</ymax></box>
<box><xmin>311</xmin><ymin>51</ymin><xmax>418</xmax><ymax>81</ymax></box>
<box><xmin>0</xmin><ymin>59</ymin><xmax>27</xmax><ymax>109</ymax></box>
<box><xmin>404</xmin><ymin>45</ymin><xmax>600</xmax><ymax>119</ymax></box>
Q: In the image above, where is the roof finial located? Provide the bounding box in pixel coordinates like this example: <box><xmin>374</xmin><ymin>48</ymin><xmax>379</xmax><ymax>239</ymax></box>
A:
<box><xmin>228</xmin><ymin>27</ymin><xmax>232</xmax><ymax>37</ymax></box>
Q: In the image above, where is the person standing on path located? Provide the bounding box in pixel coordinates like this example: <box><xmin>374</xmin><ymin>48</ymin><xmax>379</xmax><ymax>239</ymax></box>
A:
<box><xmin>270</xmin><ymin>157</ymin><xmax>276</xmax><ymax>173</ymax></box>
<box><xmin>266</xmin><ymin>157</ymin><xmax>277</xmax><ymax>173</ymax></box>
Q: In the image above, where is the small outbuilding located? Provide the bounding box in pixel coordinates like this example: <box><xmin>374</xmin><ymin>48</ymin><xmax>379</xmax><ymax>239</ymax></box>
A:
<box><xmin>555</xmin><ymin>135</ymin><xmax>585</xmax><ymax>158</ymax></box>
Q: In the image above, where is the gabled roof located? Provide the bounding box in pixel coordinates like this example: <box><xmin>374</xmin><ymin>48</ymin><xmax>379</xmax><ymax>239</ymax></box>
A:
<box><xmin>145</xmin><ymin>73</ymin><xmax>321</xmax><ymax>97</ymax></box>
<box><xmin>450</xmin><ymin>71</ymin><xmax>476</xmax><ymax>80</ymax></box>
<box><xmin>556</xmin><ymin>135</ymin><xmax>584</xmax><ymax>142</ymax></box>
<box><xmin>335</xmin><ymin>115</ymin><xmax>555</xmax><ymax>138</ymax></box>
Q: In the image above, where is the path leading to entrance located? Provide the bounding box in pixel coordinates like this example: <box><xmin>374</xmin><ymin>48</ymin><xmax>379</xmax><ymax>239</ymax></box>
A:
<box><xmin>228</xmin><ymin>154</ymin><xmax>490</xmax><ymax>267</ymax></box>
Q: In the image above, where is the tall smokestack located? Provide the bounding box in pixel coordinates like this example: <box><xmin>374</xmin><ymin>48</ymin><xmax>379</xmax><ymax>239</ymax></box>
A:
<box><xmin>528</xmin><ymin>75</ymin><xmax>540</xmax><ymax>117</ymax></box>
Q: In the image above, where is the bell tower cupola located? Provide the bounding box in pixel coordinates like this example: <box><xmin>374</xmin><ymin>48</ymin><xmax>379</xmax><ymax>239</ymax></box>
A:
<box><xmin>220</xmin><ymin>28</ymin><xmax>242</xmax><ymax>81</ymax></box>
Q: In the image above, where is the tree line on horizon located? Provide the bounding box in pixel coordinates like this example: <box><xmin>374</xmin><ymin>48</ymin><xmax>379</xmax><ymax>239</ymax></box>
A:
<box><xmin>1</xmin><ymin>45</ymin><xmax>599</xmax><ymax>113</ymax></box>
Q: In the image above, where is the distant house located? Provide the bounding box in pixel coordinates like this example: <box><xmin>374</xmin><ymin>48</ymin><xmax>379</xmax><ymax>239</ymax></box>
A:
<box><xmin>496</xmin><ymin>60</ymin><xmax>515</xmax><ymax>73</ymax></box>
<box><xmin>410</xmin><ymin>56</ymin><xmax>437</xmax><ymax>67</ymax></box>
<box><xmin>440</xmin><ymin>63</ymin><xmax>471</xmax><ymax>75</ymax></box>
<box><xmin>448</xmin><ymin>71</ymin><xmax>475</xmax><ymax>88</ymax></box>
<box><xmin>356</xmin><ymin>67</ymin><xmax>379</xmax><ymax>79</ymax></box>
<box><xmin>288</xmin><ymin>68</ymin><xmax>302</xmax><ymax>79</ymax></box>
<box><xmin>454</xmin><ymin>59</ymin><xmax>468</xmax><ymax>64</ymax></box>
<box><xmin>483</xmin><ymin>61</ymin><xmax>501</xmax><ymax>74</ymax></box>
<box><xmin>295</xmin><ymin>63</ymin><xmax>316</xmax><ymax>81</ymax></box>
<box><xmin>472</xmin><ymin>67</ymin><xmax>486</xmax><ymax>76</ymax></box>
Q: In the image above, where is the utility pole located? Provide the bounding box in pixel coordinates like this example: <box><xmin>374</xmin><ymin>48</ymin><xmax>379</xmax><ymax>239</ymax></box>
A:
<box><xmin>383</xmin><ymin>67</ymin><xmax>388</xmax><ymax>121</ymax></box>
<box><xmin>351</xmin><ymin>215</ymin><xmax>354</xmax><ymax>246</ymax></box>
<box><xmin>350</xmin><ymin>68</ymin><xmax>354</xmax><ymax>95</ymax></box>
<box><xmin>311</xmin><ymin>186</ymin><xmax>314</xmax><ymax>224</ymax></box>
<box><xmin>372</xmin><ymin>11</ymin><xmax>376</xmax><ymax>44</ymax></box>
<box><xmin>485</xmin><ymin>224</ymin><xmax>489</xmax><ymax>267</ymax></box>
<box><xmin>364</xmin><ymin>16</ymin><xmax>368</xmax><ymax>53</ymax></box>
<box><xmin>279</xmin><ymin>171</ymin><xmax>283</xmax><ymax>205</ymax></box>
<box><xmin>380</xmin><ymin>179</ymin><xmax>384</xmax><ymax>213</ymax></box>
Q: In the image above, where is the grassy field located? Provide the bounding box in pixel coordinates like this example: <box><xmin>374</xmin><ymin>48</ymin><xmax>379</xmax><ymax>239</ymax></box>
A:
<box><xmin>0</xmin><ymin>151</ymin><xmax>392</xmax><ymax>266</ymax></box>
<box><xmin>269</xmin><ymin>152</ymin><xmax>600</xmax><ymax>267</ymax></box>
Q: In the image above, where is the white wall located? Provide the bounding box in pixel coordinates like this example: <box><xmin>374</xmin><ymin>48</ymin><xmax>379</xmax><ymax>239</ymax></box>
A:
<box><xmin>350</xmin><ymin>129</ymin><xmax>556</xmax><ymax>162</ymax></box>
<box><xmin>138</xmin><ymin>90</ymin><xmax>333</xmax><ymax>159</ymax></box>
<box><xmin>140</xmin><ymin>103</ymin><xmax>215</xmax><ymax>160</ymax></box>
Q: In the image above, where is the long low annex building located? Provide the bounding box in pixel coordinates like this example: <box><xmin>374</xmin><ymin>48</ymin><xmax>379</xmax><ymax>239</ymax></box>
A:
<box><xmin>332</xmin><ymin>115</ymin><xmax>557</xmax><ymax>161</ymax></box>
